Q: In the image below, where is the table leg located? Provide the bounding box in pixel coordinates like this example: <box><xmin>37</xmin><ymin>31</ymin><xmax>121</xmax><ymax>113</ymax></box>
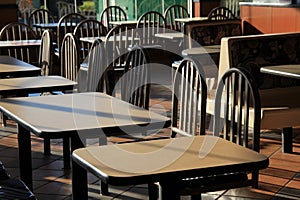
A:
<box><xmin>282</xmin><ymin>127</ymin><xmax>293</xmax><ymax>153</ymax></box>
<box><xmin>63</xmin><ymin>137</ymin><xmax>70</xmax><ymax>169</ymax></box>
<box><xmin>159</xmin><ymin>179</ymin><xmax>180</xmax><ymax>200</ymax></box>
<box><xmin>18</xmin><ymin>125</ymin><xmax>33</xmax><ymax>190</ymax></box>
<box><xmin>71</xmin><ymin>134</ymin><xmax>87</xmax><ymax>200</ymax></box>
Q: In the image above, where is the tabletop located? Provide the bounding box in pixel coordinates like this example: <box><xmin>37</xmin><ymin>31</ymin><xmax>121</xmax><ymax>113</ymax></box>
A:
<box><xmin>72</xmin><ymin>135</ymin><xmax>269</xmax><ymax>199</ymax></box>
<box><xmin>110</xmin><ymin>20</ymin><xmax>138</xmax><ymax>26</ymax></box>
<box><xmin>0</xmin><ymin>92</ymin><xmax>171</xmax><ymax>189</ymax></box>
<box><xmin>155</xmin><ymin>32</ymin><xmax>184</xmax><ymax>40</ymax></box>
<box><xmin>0</xmin><ymin>55</ymin><xmax>40</xmax><ymax>78</ymax></box>
<box><xmin>260</xmin><ymin>64</ymin><xmax>300</xmax><ymax>79</ymax></box>
<box><xmin>174</xmin><ymin>17</ymin><xmax>208</xmax><ymax>23</ymax></box>
<box><xmin>181</xmin><ymin>45</ymin><xmax>221</xmax><ymax>56</ymax></box>
<box><xmin>33</xmin><ymin>22</ymin><xmax>78</xmax><ymax>29</ymax></box>
<box><xmin>0</xmin><ymin>40</ymin><xmax>41</xmax><ymax>48</ymax></box>
<box><xmin>0</xmin><ymin>75</ymin><xmax>77</xmax><ymax>96</ymax></box>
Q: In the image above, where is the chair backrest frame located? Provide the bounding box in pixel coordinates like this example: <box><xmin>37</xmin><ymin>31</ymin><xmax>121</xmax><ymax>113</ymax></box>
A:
<box><xmin>164</xmin><ymin>4</ymin><xmax>189</xmax><ymax>31</ymax></box>
<box><xmin>100</xmin><ymin>6</ymin><xmax>127</xmax><ymax>30</ymax></box>
<box><xmin>28</xmin><ymin>8</ymin><xmax>55</xmax><ymax>37</ymax></box>
<box><xmin>39</xmin><ymin>29</ymin><xmax>53</xmax><ymax>76</ymax></box>
<box><xmin>208</xmin><ymin>6</ymin><xmax>237</xmax><ymax>20</ymax></box>
<box><xmin>172</xmin><ymin>57</ymin><xmax>207</xmax><ymax>137</ymax></box>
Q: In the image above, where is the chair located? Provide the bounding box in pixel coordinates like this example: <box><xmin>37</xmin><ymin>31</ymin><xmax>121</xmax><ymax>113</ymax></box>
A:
<box><xmin>136</xmin><ymin>11</ymin><xmax>166</xmax><ymax>45</ymax></box>
<box><xmin>208</xmin><ymin>6</ymin><xmax>237</xmax><ymax>20</ymax></box>
<box><xmin>56</xmin><ymin>1</ymin><xmax>76</xmax><ymax>18</ymax></box>
<box><xmin>73</xmin><ymin>19</ymin><xmax>108</xmax><ymax>62</ymax></box>
<box><xmin>28</xmin><ymin>8</ymin><xmax>55</xmax><ymax>37</ymax></box>
<box><xmin>171</xmin><ymin>57</ymin><xmax>207</xmax><ymax>138</ymax></box>
<box><xmin>104</xmin><ymin>24</ymin><xmax>136</xmax><ymax>95</ymax></box>
<box><xmin>39</xmin><ymin>29</ymin><xmax>53</xmax><ymax>76</ymax></box>
<box><xmin>100</xmin><ymin>6</ymin><xmax>127</xmax><ymax>30</ymax></box>
<box><xmin>176</xmin><ymin>67</ymin><xmax>261</xmax><ymax>199</ymax></box>
<box><xmin>56</xmin><ymin>13</ymin><xmax>86</xmax><ymax>56</ymax></box>
<box><xmin>60</xmin><ymin>33</ymin><xmax>80</xmax><ymax>82</ymax></box>
<box><xmin>164</xmin><ymin>4</ymin><xmax>189</xmax><ymax>31</ymax></box>
<box><xmin>86</xmin><ymin>38</ymin><xmax>108</xmax><ymax>93</ymax></box>
<box><xmin>0</xmin><ymin>22</ymin><xmax>39</xmax><ymax>65</ymax></box>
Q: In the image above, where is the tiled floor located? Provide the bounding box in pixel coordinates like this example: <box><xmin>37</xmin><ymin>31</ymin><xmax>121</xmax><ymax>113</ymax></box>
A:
<box><xmin>1</xmin><ymin>86</ymin><xmax>300</xmax><ymax>199</ymax></box>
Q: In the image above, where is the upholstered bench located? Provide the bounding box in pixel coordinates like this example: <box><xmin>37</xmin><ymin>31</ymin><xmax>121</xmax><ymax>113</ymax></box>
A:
<box><xmin>212</xmin><ymin>32</ymin><xmax>300</xmax><ymax>153</ymax></box>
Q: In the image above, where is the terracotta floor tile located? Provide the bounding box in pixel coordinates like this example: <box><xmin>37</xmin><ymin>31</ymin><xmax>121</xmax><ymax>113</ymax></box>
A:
<box><xmin>286</xmin><ymin>179</ymin><xmax>300</xmax><ymax>190</ymax></box>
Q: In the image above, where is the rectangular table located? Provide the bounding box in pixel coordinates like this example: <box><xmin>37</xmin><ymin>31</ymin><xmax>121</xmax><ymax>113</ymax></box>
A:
<box><xmin>0</xmin><ymin>92</ymin><xmax>171</xmax><ymax>190</ymax></box>
<box><xmin>0</xmin><ymin>75</ymin><xmax>77</xmax><ymax>96</ymax></box>
<box><xmin>72</xmin><ymin>135</ymin><xmax>269</xmax><ymax>199</ymax></box>
<box><xmin>0</xmin><ymin>40</ymin><xmax>41</xmax><ymax>48</ymax></box>
<box><xmin>0</xmin><ymin>56</ymin><xmax>40</xmax><ymax>78</ymax></box>
<box><xmin>260</xmin><ymin>64</ymin><xmax>300</xmax><ymax>79</ymax></box>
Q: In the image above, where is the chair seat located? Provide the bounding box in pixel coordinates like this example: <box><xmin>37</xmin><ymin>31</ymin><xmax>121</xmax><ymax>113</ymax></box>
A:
<box><xmin>0</xmin><ymin>179</ymin><xmax>36</xmax><ymax>200</ymax></box>
<box><xmin>179</xmin><ymin>172</ymin><xmax>249</xmax><ymax>195</ymax></box>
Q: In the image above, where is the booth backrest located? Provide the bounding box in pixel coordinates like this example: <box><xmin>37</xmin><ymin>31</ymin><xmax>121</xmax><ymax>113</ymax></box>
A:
<box><xmin>219</xmin><ymin>32</ymin><xmax>300</xmax><ymax>89</ymax></box>
<box><xmin>183</xmin><ymin>19</ymin><xmax>242</xmax><ymax>48</ymax></box>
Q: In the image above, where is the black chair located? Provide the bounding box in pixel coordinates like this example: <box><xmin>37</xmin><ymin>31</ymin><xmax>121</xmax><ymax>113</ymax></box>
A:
<box><xmin>86</xmin><ymin>38</ymin><xmax>108</xmax><ymax>93</ymax></box>
<box><xmin>171</xmin><ymin>56</ymin><xmax>207</xmax><ymax>137</ymax></box>
<box><xmin>164</xmin><ymin>4</ymin><xmax>189</xmax><ymax>31</ymax></box>
<box><xmin>28</xmin><ymin>8</ymin><xmax>55</xmax><ymax>37</ymax></box>
<box><xmin>73</xmin><ymin>19</ymin><xmax>108</xmax><ymax>62</ymax></box>
<box><xmin>208</xmin><ymin>6</ymin><xmax>237</xmax><ymax>20</ymax></box>
<box><xmin>177</xmin><ymin>67</ymin><xmax>261</xmax><ymax>199</ymax></box>
<box><xmin>56</xmin><ymin>13</ymin><xmax>86</xmax><ymax>57</ymax></box>
<box><xmin>0</xmin><ymin>22</ymin><xmax>39</xmax><ymax>65</ymax></box>
<box><xmin>39</xmin><ymin>29</ymin><xmax>53</xmax><ymax>76</ymax></box>
<box><xmin>0</xmin><ymin>161</ymin><xmax>36</xmax><ymax>200</ymax></box>
<box><xmin>136</xmin><ymin>11</ymin><xmax>166</xmax><ymax>46</ymax></box>
<box><xmin>104</xmin><ymin>23</ymin><xmax>136</xmax><ymax>95</ymax></box>
<box><xmin>100</xmin><ymin>5</ymin><xmax>127</xmax><ymax>30</ymax></box>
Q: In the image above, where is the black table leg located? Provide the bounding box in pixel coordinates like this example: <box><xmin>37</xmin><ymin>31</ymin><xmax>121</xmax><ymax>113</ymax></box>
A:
<box><xmin>282</xmin><ymin>127</ymin><xmax>293</xmax><ymax>153</ymax></box>
<box><xmin>63</xmin><ymin>137</ymin><xmax>70</xmax><ymax>169</ymax></box>
<box><xmin>160</xmin><ymin>179</ymin><xmax>180</xmax><ymax>200</ymax></box>
<box><xmin>18</xmin><ymin>125</ymin><xmax>33</xmax><ymax>190</ymax></box>
<box><xmin>71</xmin><ymin>134</ymin><xmax>87</xmax><ymax>200</ymax></box>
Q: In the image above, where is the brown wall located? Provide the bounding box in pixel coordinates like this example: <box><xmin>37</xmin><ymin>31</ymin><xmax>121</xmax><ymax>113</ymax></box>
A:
<box><xmin>0</xmin><ymin>4</ymin><xmax>18</xmax><ymax>30</ymax></box>
<box><xmin>193</xmin><ymin>0</ymin><xmax>220</xmax><ymax>17</ymax></box>
<box><xmin>241</xmin><ymin>4</ymin><xmax>300</xmax><ymax>34</ymax></box>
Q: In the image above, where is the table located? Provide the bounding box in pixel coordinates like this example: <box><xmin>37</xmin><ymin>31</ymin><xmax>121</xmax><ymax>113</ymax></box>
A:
<box><xmin>72</xmin><ymin>135</ymin><xmax>269</xmax><ymax>199</ymax></box>
<box><xmin>0</xmin><ymin>92</ymin><xmax>170</xmax><ymax>190</ymax></box>
<box><xmin>110</xmin><ymin>20</ymin><xmax>138</xmax><ymax>26</ymax></box>
<box><xmin>0</xmin><ymin>40</ymin><xmax>41</xmax><ymax>48</ymax></box>
<box><xmin>181</xmin><ymin>45</ymin><xmax>220</xmax><ymax>56</ymax></box>
<box><xmin>154</xmin><ymin>32</ymin><xmax>184</xmax><ymax>40</ymax></box>
<box><xmin>260</xmin><ymin>64</ymin><xmax>300</xmax><ymax>79</ymax></box>
<box><xmin>174</xmin><ymin>17</ymin><xmax>208</xmax><ymax>23</ymax></box>
<box><xmin>0</xmin><ymin>56</ymin><xmax>40</xmax><ymax>78</ymax></box>
<box><xmin>33</xmin><ymin>22</ymin><xmax>78</xmax><ymax>30</ymax></box>
<box><xmin>0</xmin><ymin>75</ymin><xmax>77</xmax><ymax>96</ymax></box>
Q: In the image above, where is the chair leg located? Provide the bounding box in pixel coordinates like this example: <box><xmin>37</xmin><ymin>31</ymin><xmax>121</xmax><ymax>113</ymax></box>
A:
<box><xmin>148</xmin><ymin>182</ymin><xmax>159</xmax><ymax>200</ymax></box>
<box><xmin>43</xmin><ymin>138</ymin><xmax>51</xmax><ymax>155</ymax></box>
<box><xmin>191</xmin><ymin>194</ymin><xmax>202</xmax><ymax>200</ymax></box>
<box><xmin>101</xmin><ymin>181</ymin><xmax>109</xmax><ymax>195</ymax></box>
<box><xmin>1</xmin><ymin>112</ymin><xmax>7</xmax><ymax>127</ymax></box>
<box><xmin>282</xmin><ymin>127</ymin><xmax>293</xmax><ymax>153</ymax></box>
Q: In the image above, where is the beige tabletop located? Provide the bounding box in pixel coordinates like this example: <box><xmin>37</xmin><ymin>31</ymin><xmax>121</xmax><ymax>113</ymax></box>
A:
<box><xmin>0</xmin><ymin>92</ymin><xmax>171</xmax><ymax>189</ymax></box>
<box><xmin>174</xmin><ymin>17</ymin><xmax>208</xmax><ymax>23</ymax></box>
<box><xmin>0</xmin><ymin>55</ymin><xmax>40</xmax><ymax>78</ymax></box>
<box><xmin>0</xmin><ymin>39</ymin><xmax>41</xmax><ymax>48</ymax></box>
<box><xmin>260</xmin><ymin>64</ymin><xmax>300</xmax><ymax>79</ymax></box>
<box><xmin>155</xmin><ymin>32</ymin><xmax>184</xmax><ymax>40</ymax></box>
<box><xmin>182</xmin><ymin>45</ymin><xmax>221</xmax><ymax>56</ymax></box>
<box><xmin>110</xmin><ymin>20</ymin><xmax>138</xmax><ymax>26</ymax></box>
<box><xmin>72</xmin><ymin>135</ymin><xmax>269</xmax><ymax>199</ymax></box>
<box><xmin>0</xmin><ymin>75</ymin><xmax>77</xmax><ymax>96</ymax></box>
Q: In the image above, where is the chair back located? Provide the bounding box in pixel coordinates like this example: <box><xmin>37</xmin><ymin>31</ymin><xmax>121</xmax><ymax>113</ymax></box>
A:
<box><xmin>57</xmin><ymin>13</ymin><xmax>86</xmax><ymax>54</ymax></box>
<box><xmin>100</xmin><ymin>6</ymin><xmax>127</xmax><ymax>30</ymax></box>
<box><xmin>164</xmin><ymin>4</ymin><xmax>189</xmax><ymax>31</ymax></box>
<box><xmin>60</xmin><ymin>33</ymin><xmax>80</xmax><ymax>81</ymax></box>
<box><xmin>136</xmin><ymin>11</ymin><xmax>166</xmax><ymax>45</ymax></box>
<box><xmin>172</xmin><ymin>57</ymin><xmax>207</xmax><ymax>137</ymax></box>
<box><xmin>208</xmin><ymin>6</ymin><xmax>236</xmax><ymax>20</ymax></box>
<box><xmin>39</xmin><ymin>29</ymin><xmax>53</xmax><ymax>76</ymax></box>
<box><xmin>73</xmin><ymin>19</ymin><xmax>108</xmax><ymax>62</ymax></box>
<box><xmin>86</xmin><ymin>38</ymin><xmax>107</xmax><ymax>92</ymax></box>
<box><xmin>56</xmin><ymin>1</ymin><xmax>76</xmax><ymax>18</ymax></box>
<box><xmin>121</xmin><ymin>45</ymin><xmax>150</xmax><ymax>109</ymax></box>
<box><xmin>28</xmin><ymin>8</ymin><xmax>55</xmax><ymax>37</ymax></box>
<box><xmin>0</xmin><ymin>22</ymin><xmax>38</xmax><ymax>64</ymax></box>
<box><xmin>213</xmin><ymin>67</ymin><xmax>261</xmax><ymax>151</ymax></box>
